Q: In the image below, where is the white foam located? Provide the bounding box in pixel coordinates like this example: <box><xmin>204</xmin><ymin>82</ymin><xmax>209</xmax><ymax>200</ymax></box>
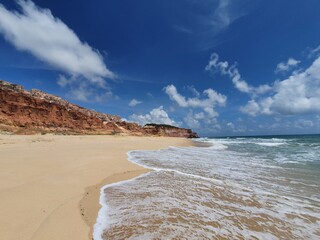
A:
<box><xmin>256</xmin><ymin>142</ymin><xmax>286</xmax><ymax>146</ymax></box>
<box><xmin>127</xmin><ymin>150</ymin><xmax>225</xmax><ymax>186</ymax></box>
<box><xmin>93</xmin><ymin>186</ymin><xmax>108</xmax><ymax>240</ymax></box>
<box><xmin>97</xmin><ymin>167</ymin><xmax>320</xmax><ymax>239</ymax></box>
<box><xmin>209</xmin><ymin>143</ymin><xmax>228</xmax><ymax>150</ymax></box>
<box><xmin>93</xmin><ymin>171</ymin><xmax>153</xmax><ymax>240</ymax></box>
<box><xmin>93</xmin><ymin>137</ymin><xmax>320</xmax><ymax>239</ymax></box>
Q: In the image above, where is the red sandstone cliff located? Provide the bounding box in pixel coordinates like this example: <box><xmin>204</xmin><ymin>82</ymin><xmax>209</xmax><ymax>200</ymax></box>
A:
<box><xmin>0</xmin><ymin>80</ymin><xmax>198</xmax><ymax>138</ymax></box>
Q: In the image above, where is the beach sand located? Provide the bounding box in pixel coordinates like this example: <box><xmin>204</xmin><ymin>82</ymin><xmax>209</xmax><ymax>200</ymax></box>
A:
<box><xmin>0</xmin><ymin>135</ymin><xmax>192</xmax><ymax>240</ymax></box>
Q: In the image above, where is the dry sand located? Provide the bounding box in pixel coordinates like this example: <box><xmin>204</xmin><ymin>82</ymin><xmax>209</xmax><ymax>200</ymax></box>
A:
<box><xmin>0</xmin><ymin>135</ymin><xmax>192</xmax><ymax>240</ymax></box>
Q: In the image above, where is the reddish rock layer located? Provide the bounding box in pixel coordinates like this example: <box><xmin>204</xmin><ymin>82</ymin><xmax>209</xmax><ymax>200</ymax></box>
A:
<box><xmin>0</xmin><ymin>80</ymin><xmax>198</xmax><ymax>138</ymax></box>
<box><xmin>143</xmin><ymin>124</ymin><xmax>198</xmax><ymax>138</ymax></box>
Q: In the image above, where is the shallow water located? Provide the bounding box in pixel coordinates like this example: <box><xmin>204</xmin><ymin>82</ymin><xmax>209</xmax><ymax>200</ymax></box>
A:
<box><xmin>95</xmin><ymin>135</ymin><xmax>320</xmax><ymax>239</ymax></box>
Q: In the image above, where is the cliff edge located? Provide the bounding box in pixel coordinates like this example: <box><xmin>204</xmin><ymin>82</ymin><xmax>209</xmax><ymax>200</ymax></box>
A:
<box><xmin>0</xmin><ymin>80</ymin><xmax>198</xmax><ymax>138</ymax></box>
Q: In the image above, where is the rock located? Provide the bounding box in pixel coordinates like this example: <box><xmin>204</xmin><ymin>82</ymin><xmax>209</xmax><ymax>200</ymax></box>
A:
<box><xmin>143</xmin><ymin>123</ymin><xmax>198</xmax><ymax>138</ymax></box>
<box><xmin>0</xmin><ymin>80</ymin><xmax>198</xmax><ymax>138</ymax></box>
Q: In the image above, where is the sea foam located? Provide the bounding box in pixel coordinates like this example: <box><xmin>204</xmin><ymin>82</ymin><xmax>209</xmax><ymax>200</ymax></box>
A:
<box><xmin>94</xmin><ymin>135</ymin><xmax>320</xmax><ymax>239</ymax></box>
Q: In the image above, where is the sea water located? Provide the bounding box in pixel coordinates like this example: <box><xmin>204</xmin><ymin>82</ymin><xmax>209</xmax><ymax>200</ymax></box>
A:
<box><xmin>94</xmin><ymin>135</ymin><xmax>320</xmax><ymax>239</ymax></box>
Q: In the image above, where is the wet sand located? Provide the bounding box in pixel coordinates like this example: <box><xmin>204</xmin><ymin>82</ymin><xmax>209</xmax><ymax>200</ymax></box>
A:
<box><xmin>0</xmin><ymin>135</ymin><xmax>192</xmax><ymax>240</ymax></box>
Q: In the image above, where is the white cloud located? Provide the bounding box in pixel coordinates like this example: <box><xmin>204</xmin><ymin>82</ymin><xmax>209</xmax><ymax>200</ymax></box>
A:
<box><xmin>164</xmin><ymin>84</ymin><xmax>226</xmax><ymax>118</ymax></box>
<box><xmin>168</xmin><ymin>106</ymin><xmax>175</xmax><ymax>112</ymax></box>
<box><xmin>0</xmin><ymin>0</ymin><xmax>115</xmax><ymax>89</ymax></box>
<box><xmin>240</xmin><ymin>100</ymin><xmax>260</xmax><ymax>116</ymax></box>
<box><xmin>184</xmin><ymin>110</ymin><xmax>223</xmax><ymax>130</ymax></box>
<box><xmin>205</xmin><ymin>53</ymin><xmax>272</xmax><ymax>95</ymax></box>
<box><xmin>164</xmin><ymin>84</ymin><xmax>226</xmax><ymax>131</ymax></box>
<box><xmin>128</xmin><ymin>99</ymin><xmax>142</xmax><ymax>107</ymax></box>
<box><xmin>129</xmin><ymin>106</ymin><xmax>178</xmax><ymax>126</ymax></box>
<box><xmin>186</xmin><ymin>85</ymin><xmax>200</xmax><ymax>97</ymax></box>
<box><xmin>67</xmin><ymin>84</ymin><xmax>92</xmax><ymax>102</ymax></box>
<box><xmin>65</xmin><ymin>81</ymin><xmax>114</xmax><ymax>103</ymax></box>
<box><xmin>241</xmin><ymin>56</ymin><xmax>320</xmax><ymax>116</ymax></box>
<box><xmin>57</xmin><ymin>75</ymin><xmax>115</xmax><ymax>102</ymax></box>
<box><xmin>184</xmin><ymin>111</ymin><xmax>201</xmax><ymax>129</ymax></box>
<box><xmin>255</xmin><ymin>84</ymin><xmax>273</xmax><ymax>95</ymax></box>
<box><xmin>194</xmin><ymin>112</ymin><xmax>205</xmax><ymax>120</ymax></box>
<box><xmin>205</xmin><ymin>53</ymin><xmax>229</xmax><ymax>74</ymax></box>
<box><xmin>214</xmin><ymin>0</ymin><xmax>233</xmax><ymax>28</ymax></box>
<box><xmin>211</xmin><ymin>0</ymin><xmax>252</xmax><ymax>31</ymax></box>
<box><xmin>212</xmin><ymin>0</ymin><xmax>254</xmax><ymax>28</ymax></box>
<box><xmin>311</xmin><ymin>45</ymin><xmax>320</xmax><ymax>54</ymax></box>
<box><xmin>57</xmin><ymin>74</ymin><xmax>71</xmax><ymax>88</ymax></box>
<box><xmin>270</xmin><ymin>58</ymin><xmax>320</xmax><ymax>114</ymax></box>
<box><xmin>308</xmin><ymin>45</ymin><xmax>320</xmax><ymax>58</ymax></box>
<box><xmin>275</xmin><ymin>58</ymin><xmax>300</xmax><ymax>73</ymax></box>
<box><xmin>184</xmin><ymin>110</ymin><xmax>221</xmax><ymax>131</ymax></box>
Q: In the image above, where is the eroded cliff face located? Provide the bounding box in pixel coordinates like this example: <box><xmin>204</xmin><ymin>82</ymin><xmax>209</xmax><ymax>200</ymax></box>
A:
<box><xmin>0</xmin><ymin>80</ymin><xmax>198</xmax><ymax>138</ymax></box>
<box><xmin>0</xmin><ymin>80</ymin><xmax>123</xmax><ymax>134</ymax></box>
<box><xmin>143</xmin><ymin>124</ymin><xmax>198</xmax><ymax>138</ymax></box>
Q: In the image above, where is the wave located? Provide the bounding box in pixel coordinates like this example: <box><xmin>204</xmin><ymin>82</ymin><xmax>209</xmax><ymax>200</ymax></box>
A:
<box><xmin>94</xmin><ymin>136</ymin><xmax>320</xmax><ymax>239</ymax></box>
<box><xmin>255</xmin><ymin>142</ymin><xmax>287</xmax><ymax>147</ymax></box>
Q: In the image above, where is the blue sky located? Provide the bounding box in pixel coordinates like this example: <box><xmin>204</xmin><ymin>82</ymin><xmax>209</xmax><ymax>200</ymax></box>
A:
<box><xmin>1</xmin><ymin>0</ymin><xmax>320</xmax><ymax>136</ymax></box>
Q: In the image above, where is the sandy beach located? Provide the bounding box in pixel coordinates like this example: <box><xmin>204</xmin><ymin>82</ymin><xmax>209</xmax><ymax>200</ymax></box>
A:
<box><xmin>0</xmin><ymin>135</ymin><xmax>192</xmax><ymax>240</ymax></box>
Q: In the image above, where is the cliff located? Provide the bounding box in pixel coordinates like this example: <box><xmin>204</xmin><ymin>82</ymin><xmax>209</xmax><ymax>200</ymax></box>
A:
<box><xmin>143</xmin><ymin>124</ymin><xmax>198</xmax><ymax>138</ymax></box>
<box><xmin>0</xmin><ymin>80</ymin><xmax>198</xmax><ymax>138</ymax></box>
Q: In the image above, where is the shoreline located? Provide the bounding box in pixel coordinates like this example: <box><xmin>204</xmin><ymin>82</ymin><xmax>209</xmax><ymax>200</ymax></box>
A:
<box><xmin>0</xmin><ymin>135</ymin><xmax>193</xmax><ymax>240</ymax></box>
<box><xmin>80</xmin><ymin>169</ymin><xmax>150</xmax><ymax>239</ymax></box>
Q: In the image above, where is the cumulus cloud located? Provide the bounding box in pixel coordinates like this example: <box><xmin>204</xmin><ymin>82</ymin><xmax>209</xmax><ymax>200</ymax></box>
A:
<box><xmin>164</xmin><ymin>84</ymin><xmax>226</xmax><ymax>130</ymax></box>
<box><xmin>241</xmin><ymin>56</ymin><xmax>320</xmax><ymax>116</ymax></box>
<box><xmin>240</xmin><ymin>100</ymin><xmax>260</xmax><ymax>116</ymax></box>
<box><xmin>129</xmin><ymin>106</ymin><xmax>178</xmax><ymax>126</ymax></box>
<box><xmin>164</xmin><ymin>84</ymin><xmax>226</xmax><ymax>118</ymax></box>
<box><xmin>269</xmin><ymin>58</ymin><xmax>320</xmax><ymax>114</ymax></box>
<box><xmin>184</xmin><ymin>110</ymin><xmax>221</xmax><ymax>130</ymax></box>
<box><xmin>184</xmin><ymin>111</ymin><xmax>201</xmax><ymax>129</ymax></box>
<box><xmin>0</xmin><ymin>0</ymin><xmax>115</xmax><ymax>89</ymax></box>
<box><xmin>275</xmin><ymin>58</ymin><xmax>300</xmax><ymax>73</ymax></box>
<box><xmin>205</xmin><ymin>53</ymin><xmax>272</xmax><ymax>95</ymax></box>
<box><xmin>128</xmin><ymin>99</ymin><xmax>142</xmax><ymax>107</ymax></box>
<box><xmin>207</xmin><ymin>52</ymin><xmax>320</xmax><ymax>117</ymax></box>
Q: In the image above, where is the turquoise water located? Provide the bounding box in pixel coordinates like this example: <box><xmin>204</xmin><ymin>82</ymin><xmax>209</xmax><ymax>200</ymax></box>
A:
<box><xmin>95</xmin><ymin>135</ymin><xmax>320</xmax><ymax>239</ymax></box>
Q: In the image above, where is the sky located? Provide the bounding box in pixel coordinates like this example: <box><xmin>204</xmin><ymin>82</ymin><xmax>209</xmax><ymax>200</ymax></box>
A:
<box><xmin>0</xmin><ymin>0</ymin><xmax>320</xmax><ymax>137</ymax></box>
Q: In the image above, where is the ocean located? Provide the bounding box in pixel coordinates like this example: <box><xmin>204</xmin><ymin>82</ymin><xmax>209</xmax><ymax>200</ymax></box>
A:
<box><xmin>94</xmin><ymin>135</ymin><xmax>320</xmax><ymax>239</ymax></box>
